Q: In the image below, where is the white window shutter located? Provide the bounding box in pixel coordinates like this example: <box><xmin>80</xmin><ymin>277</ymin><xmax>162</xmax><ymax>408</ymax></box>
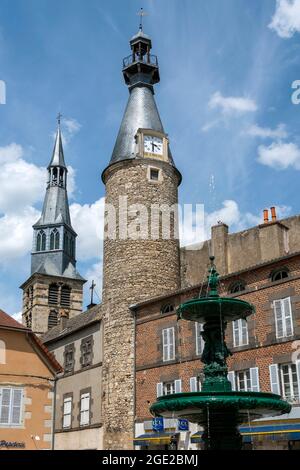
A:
<box><xmin>269</xmin><ymin>364</ymin><xmax>280</xmax><ymax>395</ymax></box>
<box><xmin>232</xmin><ymin>321</ymin><xmax>238</xmax><ymax>347</ymax></box>
<box><xmin>11</xmin><ymin>389</ymin><xmax>22</xmax><ymax>424</ymax></box>
<box><xmin>296</xmin><ymin>360</ymin><xmax>300</xmax><ymax>402</ymax></box>
<box><xmin>175</xmin><ymin>379</ymin><xmax>182</xmax><ymax>393</ymax></box>
<box><xmin>0</xmin><ymin>388</ymin><xmax>11</xmax><ymax>424</ymax></box>
<box><xmin>250</xmin><ymin>367</ymin><xmax>260</xmax><ymax>392</ymax></box>
<box><xmin>274</xmin><ymin>300</ymin><xmax>283</xmax><ymax>338</ymax></box>
<box><xmin>156</xmin><ymin>382</ymin><xmax>163</xmax><ymax>398</ymax></box>
<box><xmin>162</xmin><ymin>330</ymin><xmax>168</xmax><ymax>361</ymax></box>
<box><xmin>170</xmin><ymin>328</ymin><xmax>175</xmax><ymax>360</ymax></box>
<box><xmin>190</xmin><ymin>377</ymin><xmax>197</xmax><ymax>392</ymax></box>
<box><xmin>228</xmin><ymin>371</ymin><xmax>236</xmax><ymax>391</ymax></box>
<box><xmin>283</xmin><ymin>297</ymin><xmax>293</xmax><ymax>336</ymax></box>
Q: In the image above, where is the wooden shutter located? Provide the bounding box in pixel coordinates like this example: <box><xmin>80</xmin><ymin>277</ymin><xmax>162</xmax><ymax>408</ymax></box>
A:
<box><xmin>228</xmin><ymin>371</ymin><xmax>236</xmax><ymax>391</ymax></box>
<box><xmin>233</xmin><ymin>321</ymin><xmax>240</xmax><ymax>347</ymax></box>
<box><xmin>175</xmin><ymin>379</ymin><xmax>182</xmax><ymax>393</ymax></box>
<box><xmin>162</xmin><ymin>330</ymin><xmax>168</xmax><ymax>361</ymax></box>
<box><xmin>156</xmin><ymin>382</ymin><xmax>163</xmax><ymax>398</ymax></box>
<box><xmin>283</xmin><ymin>297</ymin><xmax>293</xmax><ymax>336</ymax></box>
<box><xmin>0</xmin><ymin>388</ymin><xmax>11</xmax><ymax>424</ymax></box>
<box><xmin>274</xmin><ymin>300</ymin><xmax>283</xmax><ymax>338</ymax></box>
<box><xmin>11</xmin><ymin>389</ymin><xmax>22</xmax><ymax>424</ymax></box>
<box><xmin>269</xmin><ymin>364</ymin><xmax>280</xmax><ymax>395</ymax></box>
<box><xmin>169</xmin><ymin>328</ymin><xmax>175</xmax><ymax>360</ymax></box>
<box><xmin>250</xmin><ymin>367</ymin><xmax>260</xmax><ymax>392</ymax></box>
<box><xmin>241</xmin><ymin>319</ymin><xmax>249</xmax><ymax>346</ymax></box>
<box><xmin>190</xmin><ymin>377</ymin><xmax>197</xmax><ymax>392</ymax></box>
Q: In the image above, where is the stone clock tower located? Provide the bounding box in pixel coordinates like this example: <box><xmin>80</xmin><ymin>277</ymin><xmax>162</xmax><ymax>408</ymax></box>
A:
<box><xmin>101</xmin><ymin>29</ymin><xmax>182</xmax><ymax>449</ymax></box>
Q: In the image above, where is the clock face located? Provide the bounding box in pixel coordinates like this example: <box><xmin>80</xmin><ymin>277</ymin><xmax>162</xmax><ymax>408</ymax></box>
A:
<box><xmin>144</xmin><ymin>135</ymin><xmax>163</xmax><ymax>156</ymax></box>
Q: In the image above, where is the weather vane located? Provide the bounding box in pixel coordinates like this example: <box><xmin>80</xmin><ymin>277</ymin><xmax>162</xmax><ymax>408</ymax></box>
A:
<box><xmin>137</xmin><ymin>7</ymin><xmax>148</xmax><ymax>31</ymax></box>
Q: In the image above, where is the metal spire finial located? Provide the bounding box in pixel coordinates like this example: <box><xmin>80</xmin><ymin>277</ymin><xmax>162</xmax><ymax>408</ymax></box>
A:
<box><xmin>137</xmin><ymin>7</ymin><xmax>148</xmax><ymax>31</ymax></box>
<box><xmin>90</xmin><ymin>280</ymin><xmax>96</xmax><ymax>306</ymax></box>
<box><xmin>57</xmin><ymin>112</ymin><xmax>62</xmax><ymax>128</ymax></box>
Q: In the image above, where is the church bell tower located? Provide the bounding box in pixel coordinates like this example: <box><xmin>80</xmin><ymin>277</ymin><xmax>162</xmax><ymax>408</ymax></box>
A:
<box><xmin>101</xmin><ymin>27</ymin><xmax>181</xmax><ymax>449</ymax></box>
<box><xmin>21</xmin><ymin>118</ymin><xmax>85</xmax><ymax>334</ymax></box>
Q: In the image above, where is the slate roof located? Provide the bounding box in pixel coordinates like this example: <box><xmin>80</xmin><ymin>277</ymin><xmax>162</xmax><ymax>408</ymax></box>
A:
<box><xmin>42</xmin><ymin>304</ymin><xmax>102</xmax><ymax>344</ymax></box>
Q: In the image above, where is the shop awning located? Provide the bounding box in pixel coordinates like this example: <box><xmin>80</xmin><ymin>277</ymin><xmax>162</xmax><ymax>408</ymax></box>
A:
<box><xmin>134</xmin><ymin>432</ymin><xmax>178</xmax><ymax>447</ymax></box>
<box><xmin>191</xmin><ymin>423</ymin><xmax>300</xmax><ymax>443</ymax></box>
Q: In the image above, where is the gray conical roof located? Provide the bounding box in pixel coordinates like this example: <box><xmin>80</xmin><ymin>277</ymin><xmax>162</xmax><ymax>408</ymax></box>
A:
<box><xmin>34</xmin><ymin>186</ymin><xmax>72</xmax><ymax>227</ymax></box>
<box><xmin>110</xmin><ymin>86</ymin><xmax>174</xmax><ymax>165</ymax></box>
<box><xmin>48</xmin><ymin>126</ymin><xmax>66</xmax><ymax>169</ymax></box>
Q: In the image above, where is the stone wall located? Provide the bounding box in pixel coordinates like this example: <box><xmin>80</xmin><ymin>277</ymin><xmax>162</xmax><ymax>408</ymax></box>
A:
<box><xmin>101</xmin><ymin>158</ymin><xmax>181</xmax><ymax>449</ymax></box>
<box><xmin>21</xmin><ymin>274</ymin><xmax>84</xmax><ymax>334</ymax></box>
<box><xmin>180</xmin><ymin>215</ymin><xmax>300</xmax><ymax>288</ymax></box>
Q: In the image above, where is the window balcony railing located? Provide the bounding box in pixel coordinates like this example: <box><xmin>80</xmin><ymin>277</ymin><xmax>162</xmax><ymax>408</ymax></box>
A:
<box><xmin>122</xmin><ymin>54</ymin><xmax>158</xmax><ymax>68</ymax></box>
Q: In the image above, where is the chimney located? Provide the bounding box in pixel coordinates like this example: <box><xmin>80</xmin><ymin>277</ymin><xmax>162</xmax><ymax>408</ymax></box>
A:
<box><xmin>270</xmin><ymin>206</ymin><xmax>277</xmax><ymax>222</ymax></box>
<box><xmin>263</xmin><ymin>209</ymin><xmax>269</xmax><ymax>224</ymax></box>
<box><xmin>60</xmin><ymin>310</ymin><xmax>69</xmax><ymax>330</ymax></box>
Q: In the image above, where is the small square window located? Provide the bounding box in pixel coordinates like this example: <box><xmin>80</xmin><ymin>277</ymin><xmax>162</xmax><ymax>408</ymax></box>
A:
<box><xmin>150</xmin><ymin>168</ymin><xmax>159</xmax><ymax>181</ymax></box>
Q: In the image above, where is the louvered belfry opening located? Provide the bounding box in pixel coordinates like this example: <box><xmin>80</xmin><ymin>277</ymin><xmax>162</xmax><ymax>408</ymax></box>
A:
<box><xmin>48</xmin><ymin>310</ymin><xmax>58</xmax><ymax>329</ymax></box>
<box><xmin>49</xmin><ymin>283</ymin><xmax>59</xmax><ymax>305</ymax></box>
<box><xmin>61</xmin><ymin>285</ymin><xmax>71</xmax><ymax>308</ymax></box>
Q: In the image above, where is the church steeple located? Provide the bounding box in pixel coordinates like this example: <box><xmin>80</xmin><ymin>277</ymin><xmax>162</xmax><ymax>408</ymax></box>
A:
<box><xmin>21</xmin><ymin>117</ymin><xmax>85</xmax><ymax>335</ymax></box>
<box><xmin>31</xmin><ymin>118</ymin><xmax>81</xmax><ymax>279</ymax></box>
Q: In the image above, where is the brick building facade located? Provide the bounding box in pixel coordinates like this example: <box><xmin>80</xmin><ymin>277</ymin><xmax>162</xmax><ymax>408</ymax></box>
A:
<box><xmin>133</xmin><ymin>220</ymin><xmax>300</xmax><ymax>450</ymax></box>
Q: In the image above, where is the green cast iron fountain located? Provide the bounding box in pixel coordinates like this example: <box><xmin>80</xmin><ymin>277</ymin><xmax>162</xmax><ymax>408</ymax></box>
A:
<box><xmin>150</xmin><ymin>256</ymin><xmax>291</xmax><ymax>450</ymax></box>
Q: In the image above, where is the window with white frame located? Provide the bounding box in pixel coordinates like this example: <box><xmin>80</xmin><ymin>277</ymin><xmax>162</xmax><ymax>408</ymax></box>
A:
<box><xmin>273</xmin><ymin>297</ymin><xmax>293</xmax><ymax>339</ymax></box>
<box><xmin>280</xmin><ymin>364</ymin><xmax>299</xmax><ymax>403</ymax></box>
<box><xmin>228</xmin><ymin>368</ymin><xmax>260</xmax><ymax>392</ymax></box>
<box><xmin>232</xmin><ymin>319</ymin><xmax>248</xmax><ymax>347</ymax></box>
<box><xmin>162</xmin><ymin>327</ymin><xmax>175</xmax><ymax>362</ymax></box>
<box><xmin>156</xmin><ymin>380</ymin><xmax>182</xmax><ymax>397</ymax></box>
<box><xmin>0</xmin><ymin>340</ymin><xmax>6</xmax><ymax>364</ymax></box>
<box><xmin>0</xmin><ymin>387</ymin><xmax>23</xmax><ymax>426</ymax></box>
<box><xmin>195</xmin><ymin>323</ymin><xmax>204</xmax><ymax>356</ymax></box>
<box><xmin>190</xmin><ymin>376</ymin><xmax>202</xmax><ymax>392</ymax></box>
<box><xmin>80</xmin><ymin>392</ymin><xmax>90</xmax><ymax>426</ymax></box>
<box><xmin>62</xmin><ymin>396</ymin><xmax>72</xmax><ymax>429</ymax></box>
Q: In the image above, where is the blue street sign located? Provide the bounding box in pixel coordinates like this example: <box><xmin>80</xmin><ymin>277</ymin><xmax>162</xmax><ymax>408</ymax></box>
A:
<box><xmin>178</xmin><ymin>419</ymin><xmax>189</xmax><ymax>431</ymax></box>
<box><xmin>152</xmin><ymin>417</ymin><xmax>164</xmax><ymax>432</ymax></box>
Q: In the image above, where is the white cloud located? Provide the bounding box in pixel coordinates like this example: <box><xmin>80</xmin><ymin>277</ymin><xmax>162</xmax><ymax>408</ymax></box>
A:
<box><xmin>70</xmin><ymin>198</ymin><xmax>105</xmax><ymax>260</ymax></box>
<box><xmin>257</xmin><ymin>141</ymin><xmax>300</xmax><ymax>169</ymax></box>
<box><xmin>245</xmin><ymin>123</ymin><xmax>288</xmax><ymax>139</ymax></box>
<box><xmin>0</xmin><ymin>206</ymin><xmax>40</xmax><ymax>263</ymax></box>
<box><xmin>0</xmin><ymin>143</ymin><xmax>23</xmax><ymax>163</ymax></box>
<box><xmin>208</xmin><ymin>91</ymin><xmax>257</xmax><ymax>115</ymax></box>
<box><xmin>11</xmin><ymin>311</ymin><xmax>22</xmax><ymax>323</ymax></box>
<box><xmin>269</xmin><ymin>0</ymin><xmax>300</xmax><ymax>38</ymax></box>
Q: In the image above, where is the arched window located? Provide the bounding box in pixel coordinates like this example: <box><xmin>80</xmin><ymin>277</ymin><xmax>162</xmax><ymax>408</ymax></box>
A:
<box><xmin>36</xmin><ymin>230</ymin><xmax>46</xmax><ymax>252</ymax></box>
<box><xmin>0</xmin><ymin>340</ymin><xmax>6</xmax><ymax>364</ymax></box>
<box><xmin>161</xmin><ymin>304</ymin><xmax>175</xmax><ymax>314</ymax></box>
<box><xmin>271</xmin><ymin>268</ymin><xmax>289</xmax><ymax>283</ymax></box>
<box><xmin>70</xmin><ymin>238</ymin><xmax>75</xmax><ymax>257</ymax></box>
<box><xmin>229</xmin><ymin>281</ymin><xmax>246</xmax><ymax>294</ymax></box>
<box><xmin>50</xmin><ymin>229</ymin><xmax>60</xmax><ymax>250</ymax></box>
<box><xmin>61</xmin><ymin>285</ymin><xmax>71</xmax><ymax>308</ymax></box>
<box><xmin>49</xmin><ymin>284</ymin><xmax>59</xmax><ymax>305</ymax></box>
<box><xmin>48</xmin><ymin>310</ymin><xmax>58</xmax><ymax>329</ymax></box>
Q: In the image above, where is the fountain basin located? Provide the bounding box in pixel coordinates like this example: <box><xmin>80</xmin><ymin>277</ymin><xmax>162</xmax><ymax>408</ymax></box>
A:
<box><xmin>150</xmin><ymin>391</ymin><xmax>291</xmax><ymax>424</ymax></box>
<box><xmin>177</xmin><ymin>297</ymin><xmax>255</xmax><ymax>323</ymax></box>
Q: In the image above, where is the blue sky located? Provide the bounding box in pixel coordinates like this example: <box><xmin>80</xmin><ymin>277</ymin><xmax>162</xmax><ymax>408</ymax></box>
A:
<box><xmin>1</xmin><ymin>0</ymin><xmax>300</xmax><ymax>316</ymax></box>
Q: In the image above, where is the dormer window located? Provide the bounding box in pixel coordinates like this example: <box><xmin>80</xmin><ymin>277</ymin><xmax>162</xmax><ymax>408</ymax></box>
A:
<box><xmin>229</xmin><ymin>281</ymin><xmax>246</xmax><ymax>294</ymax></box>
<box><xmin>36</xmin><ymin>230</ymin><xmax>46</xmax><ymax>252</ymax></box>
<box><xmin>161</xmin><ymin>304</ymin><xmax>175</xmax><ymax>314</ymax></box>
<box><xmin>271</xmin><ymin>268</ymin><xmax>289</xmax><ymax>283</ymax></box>
<box><xmin>50</xmin><ymin>229</ymin><xmax>60</xmax><ymax>250</ymax></box>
